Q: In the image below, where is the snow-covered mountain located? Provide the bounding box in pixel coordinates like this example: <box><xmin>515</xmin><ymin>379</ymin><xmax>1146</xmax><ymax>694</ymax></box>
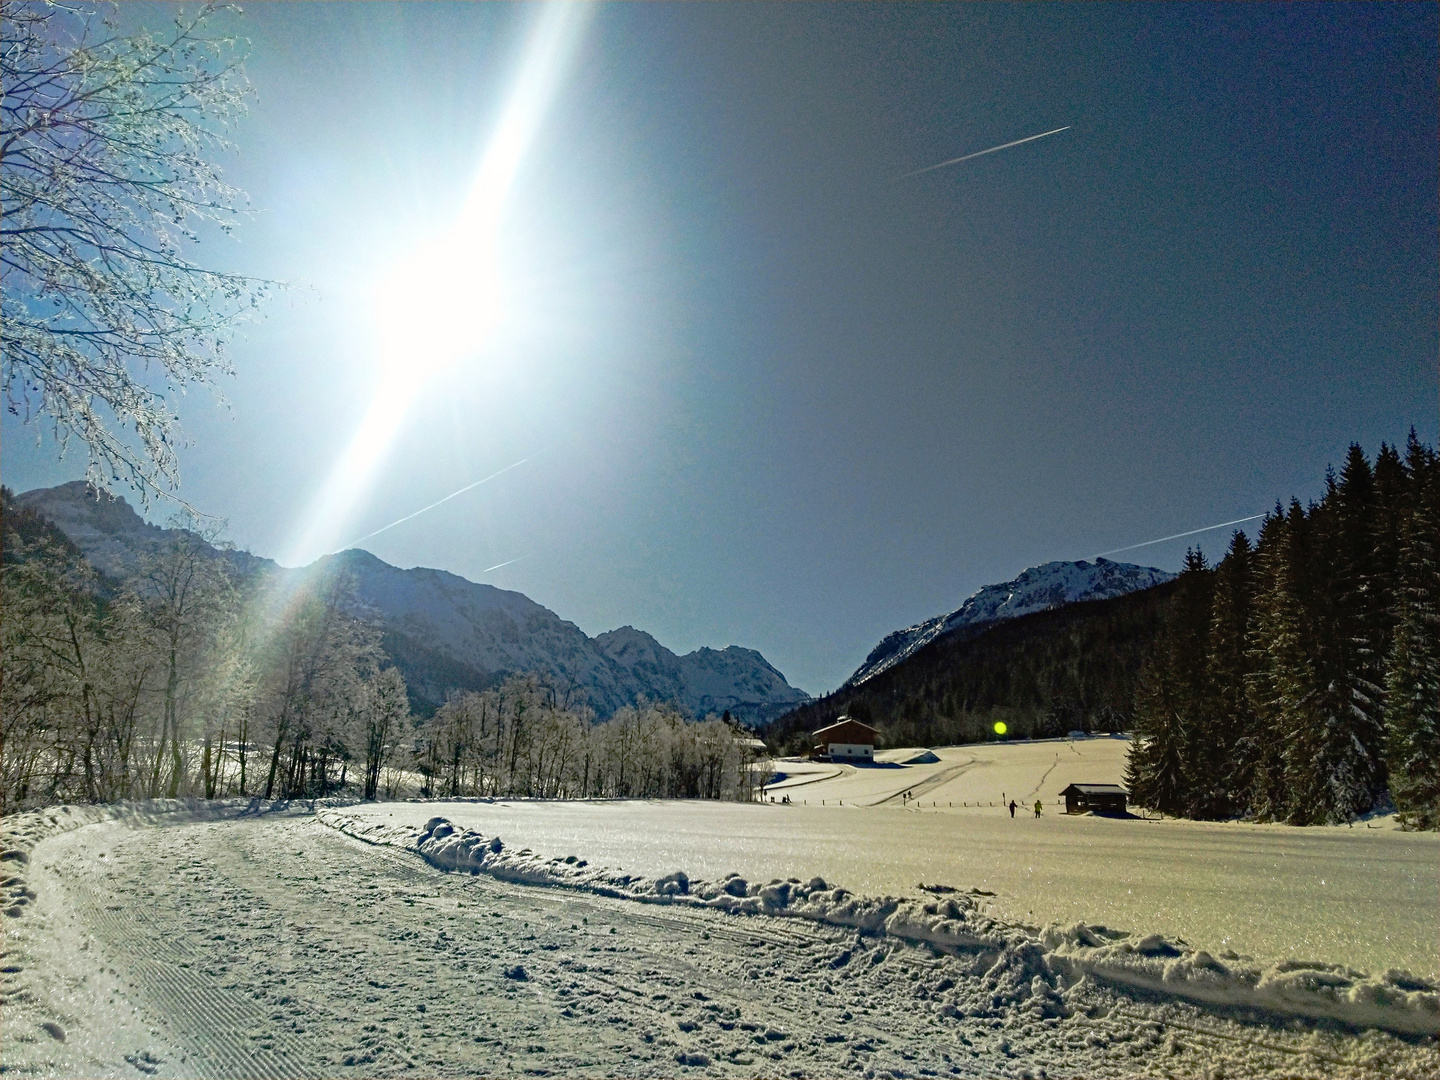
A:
<box><xmin>11</xmin><ymin>483</ymin><xmax>810</xmax><ymax>722</ymax></box>
<box><xmin>847</xmin><ymin>558</ymin><xmax>1176</xmax><ymax>686</ymax></box>
<box><xmin>594</xmin><ymin>626</ymin><xmax>803</xmax><ymax>722</ymax></box>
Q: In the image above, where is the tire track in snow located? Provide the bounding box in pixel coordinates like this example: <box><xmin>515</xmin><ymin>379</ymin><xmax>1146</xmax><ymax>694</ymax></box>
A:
<box><xmin>868</xmin><ymin>756</ymin><xmax>984</xmax><ymax>806</ymax></box>
<box><xmin>1106</xmin><ymin>1006</ymin><xmax>1347</xmax><ymax>1068</ymax></box>
<box><xmin>765</xmin><ymin>764</ymin><xmax>849</xmax><ymax>791</ymax></box>
<box><xmin>1024</xmin><ymin>754</ymin><xmax>1061</xmax><ymax>800</ymax></box>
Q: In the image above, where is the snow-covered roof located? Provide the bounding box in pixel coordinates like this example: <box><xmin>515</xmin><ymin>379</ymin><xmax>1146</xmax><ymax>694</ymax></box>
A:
<box><xmin>1061</xmin><ymin>783</ymin><xmax>1128</xmax><ymax>795</ymax></box>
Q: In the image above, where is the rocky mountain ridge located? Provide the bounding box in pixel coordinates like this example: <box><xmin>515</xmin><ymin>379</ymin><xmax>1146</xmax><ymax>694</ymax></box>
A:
<box><xmin>847</xmin><ymin>558</ymin><xmax>1176</xmax><ymax>686</ymax></box>
<box><xmin>11</xmin><ymin>482</ymin><xmax>810</xmax><ymax>722</ymax></box>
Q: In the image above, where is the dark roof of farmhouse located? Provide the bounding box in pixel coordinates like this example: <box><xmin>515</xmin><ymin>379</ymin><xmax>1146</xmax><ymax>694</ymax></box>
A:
<box><xmin>813</xmin><ymin>718</ymin><xmax>879</xmax><ymax>738</ymax></box>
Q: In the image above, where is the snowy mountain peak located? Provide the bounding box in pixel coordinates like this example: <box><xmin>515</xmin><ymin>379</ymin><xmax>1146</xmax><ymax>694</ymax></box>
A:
<box><xmin>847</xmin><ymin>558</ymin><xmax>1176</xmax><ymax>686</ymax></box>
<box><xmin>591</xmin><ymin>627</ymin><xmax>810</xmax><ymax>721</ymax></box>
<box><xmin>11</xmin><ymin>482</ymin><xmax>169</xmax><ymax>578</ymax></box>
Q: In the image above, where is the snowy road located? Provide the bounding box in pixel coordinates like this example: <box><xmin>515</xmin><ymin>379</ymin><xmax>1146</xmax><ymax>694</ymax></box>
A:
<box><xmin>3</xmin><ymin>805</ymin><xmax>1437</xmax><ymax>1079</ymax></box>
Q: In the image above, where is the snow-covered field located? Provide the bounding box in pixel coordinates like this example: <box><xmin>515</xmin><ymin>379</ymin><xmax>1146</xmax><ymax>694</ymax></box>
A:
<box><xmin>766</xmin><ymin>735</ymin><xmax>1140</xmax><ymax>807</ymax></box>
<box><xmin>2</xmin><ymin>746</ymin><xmax>1437</xmax><ymax>1080</ymax></box>
<box><xmin>354</xmin><ymin>738</ymin><xmax>1437</xmax><ymax>976</ymax></box>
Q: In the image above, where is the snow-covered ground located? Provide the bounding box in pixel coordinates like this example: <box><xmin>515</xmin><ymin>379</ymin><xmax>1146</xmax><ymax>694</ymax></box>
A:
<box><xmin>2</xmin><ymin>787</ymin><xmax>1436</xmax><ymax>1079</ymax></box>
<box><xmin>349</xmin><ymin>738</ymin><xmax>1437</xmax><ymax>977</ymax></box>
<box><xmin>763</xmin><ymin>735</ymin><xmax>1139</xmax><ymax>807</ymax></box>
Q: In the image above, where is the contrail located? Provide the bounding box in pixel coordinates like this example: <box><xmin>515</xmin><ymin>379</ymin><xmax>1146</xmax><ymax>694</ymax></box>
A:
<box><xmin>897</xmin><ymin>125</ymin><xmax>1071</xmax><ymax>180</ymax></box>
<box><xmin>341</xmin><ymin>456</ymin><xmax>534</xmax><ymax>549</ymax></box>
<box><xmin>482</xmin><ymin>555</ymin><xmax>528</xmax><ymax>574</ymax></box>
<box><xmin>1096</xmin><ymin>514</ymin><xmax>1267</xmax><ymax>559</ymax></box>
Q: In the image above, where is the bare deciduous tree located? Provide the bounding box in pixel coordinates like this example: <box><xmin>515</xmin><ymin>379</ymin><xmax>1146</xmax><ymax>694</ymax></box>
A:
<box><xmin>4</xmin><ymin>482</ymin><xmax>762</xmax><ymax>808</ymax></box>
<box><xmin>255</xmin><ymin>573</ymin><xmax>384</xmax><ymax>799</ymax></box>
<box><xmin>131</xmin><ymin>523</ymin><xmax>238</xmax><ymax>796</ymax></box>
<box><xmin>2</xmin><ymin>1</ymin><xmax>272</xmax><ymax>504</ymax></box>
<box><xmin>361</xmin><ymin>666</ymin><xmax>409</xmax><ymax>801</ymax></box>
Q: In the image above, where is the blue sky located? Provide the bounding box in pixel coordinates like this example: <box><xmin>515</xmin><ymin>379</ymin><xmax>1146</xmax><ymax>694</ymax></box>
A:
<box><xmin>4</xmin><ymin>2</ymin><xmax>1436</xmax><ymax>693</ymax></box>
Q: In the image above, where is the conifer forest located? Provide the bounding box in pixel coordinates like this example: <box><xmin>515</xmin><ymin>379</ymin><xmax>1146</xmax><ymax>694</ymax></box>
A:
<box><xmin>1125</xmin><ymin>433</ymin><xmax>1440</xmax><ymax>828</ymax></box>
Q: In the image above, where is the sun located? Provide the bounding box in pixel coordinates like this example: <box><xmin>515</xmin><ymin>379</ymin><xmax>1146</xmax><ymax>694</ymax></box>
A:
<box><xmin>373</xmin><ymin>234</ymin><xmax>506</xmax><ymax>392</ymax></box>
<box><xmin>280</xmin><ymin>2</ymin><xmax>591</xmax><ymax>567</ymax></box>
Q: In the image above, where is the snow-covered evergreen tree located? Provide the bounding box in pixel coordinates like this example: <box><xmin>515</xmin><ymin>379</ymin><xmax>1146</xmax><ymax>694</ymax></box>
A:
<box><xmin>1120</xmin><ymin>438</ymin><xmax>1439</xmax><ymax>827</ymax></box>
<box><xmin>1311</xmin><ymin>447</ymin><xmax>1389</xmax><ymax>822</ymax></box>
<box><xmin>1250</xmin><ymin>502</ymin><xmax>1332</xmax><ymax>824</ymax></box>
<box><xmin>1385</xmin><ymin>436</ymin><xmax>1440</xmax><ymax>829</ymax></box>
<box><xmin>1125</xmin><ymin>658</ymin><xmax>1188</xmax><ymax>815</ymax></box>
<box><xmin>1126</xmin><ymin>549</ymin><xmax>1211</xmax><ymax>816</ymax></box>
<box><xmin>1205</xmin><ymin>530</ymin><xmax>1256</xmax><ymax>817</ymax></box>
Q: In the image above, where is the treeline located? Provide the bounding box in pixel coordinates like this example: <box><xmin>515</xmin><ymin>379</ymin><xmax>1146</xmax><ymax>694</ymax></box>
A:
<box><xmin>765</xmin><ymin>581</ymin><xmax>1179</xmax><ymax>755</ymax></box>
<box><xmin>416</xmin><ymin>686</ymin><xmax>763</xmax><ymax>801</ymax></box>
<box><xmin>1126</xmin><ymin>434</ymin><xmax>1439</xmax><ymax>829</ymax></box>
<box><xmin>1</xmin><ymin>490</ymin><xmax>409</xmax><ymax>810</ymax></box>
<box><xmin>1</xmin><ymin>489</ymin><xmax>762</xmax><ymax>811</ymax></box>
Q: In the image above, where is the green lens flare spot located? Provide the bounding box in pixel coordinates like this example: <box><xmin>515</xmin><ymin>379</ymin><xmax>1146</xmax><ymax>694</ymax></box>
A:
<box><xmin>993</xmin><ymin>722</ymin><xmax>1007</xmax><ymax>735</ymax></box>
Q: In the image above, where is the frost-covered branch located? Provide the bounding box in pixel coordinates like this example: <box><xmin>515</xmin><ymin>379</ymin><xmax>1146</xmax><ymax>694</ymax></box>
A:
<box><xmin>1</xmin><ymin>1</ymin><xmax>277</xmax><ymax>507</ymax></box>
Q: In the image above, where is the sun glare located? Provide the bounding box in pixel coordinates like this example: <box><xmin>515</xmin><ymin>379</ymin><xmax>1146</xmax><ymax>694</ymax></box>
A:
<box><xmin>282</xmin><ymin>2</ymin><xmax>591</xmax><ymax>568</ymax></box>
<box><xmin>373</xmin><ymin>235</ymin><xmax>506</xmax><ymax>391</ymax></box>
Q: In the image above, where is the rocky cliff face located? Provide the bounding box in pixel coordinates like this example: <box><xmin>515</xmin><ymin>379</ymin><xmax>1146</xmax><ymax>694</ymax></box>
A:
<box><xmin>11</xmin><ymin>483</ymin><xmax>810</xmax><ymax>722</ymax></box>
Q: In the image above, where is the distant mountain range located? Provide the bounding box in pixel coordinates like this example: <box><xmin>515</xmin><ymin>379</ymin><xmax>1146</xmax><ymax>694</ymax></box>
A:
<box><xmin>846</xmin><ymin>558</ymin><xmax>1176</xmax><ymax>686</ymax></box>
<box><xmin>11</xmin><ymin>482</ymin><xmax>811</xmax><ymax>723</ymax></box>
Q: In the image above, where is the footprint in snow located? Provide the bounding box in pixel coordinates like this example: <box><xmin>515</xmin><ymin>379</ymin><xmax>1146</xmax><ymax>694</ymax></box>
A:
<box><xmin>124</xmin><ymin>1050</ymin><xmax>163</xmax><ymax>1074</ymax></box>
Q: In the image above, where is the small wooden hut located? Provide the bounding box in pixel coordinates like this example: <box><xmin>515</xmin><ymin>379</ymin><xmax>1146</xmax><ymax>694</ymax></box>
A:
<box><xmin>1060</xmin><ymin>783</ymin><xmax>1128</xmax><ymax>815</ymax></box>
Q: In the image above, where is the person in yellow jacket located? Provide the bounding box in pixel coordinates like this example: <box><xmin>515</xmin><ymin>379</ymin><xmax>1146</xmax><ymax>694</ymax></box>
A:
<box><xmin>1033</xmin><ymin>799</ymin><xmax>1042</xmax><ymax>819</ymax></box>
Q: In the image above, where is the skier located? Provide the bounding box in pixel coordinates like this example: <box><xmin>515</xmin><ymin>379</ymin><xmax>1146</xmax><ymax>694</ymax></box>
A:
<box><xmin>1033</xmin><ymin>799</ymin><xmax>1042</xmax><ymax>819</ymax></box>
<box><xmin>1008</xmin><ymin>799</ymin><xmax>1017</xmax><ymax>818</ymax></box>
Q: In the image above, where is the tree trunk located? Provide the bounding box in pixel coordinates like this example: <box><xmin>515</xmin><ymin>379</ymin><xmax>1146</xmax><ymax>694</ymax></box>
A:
<box><xmin>264</xmin><ymin>730</ymin><xmax>284</xmax><ymax>799</ymax></box>
<box><xmin>237</xmin><ymin>717</ymin><xmax>249</xmax><ymax>796</ymax></box>
<box><xmin>166</xmin><ymin>643</ymin><xmax>183</xmax><ymax>798</ymax></box>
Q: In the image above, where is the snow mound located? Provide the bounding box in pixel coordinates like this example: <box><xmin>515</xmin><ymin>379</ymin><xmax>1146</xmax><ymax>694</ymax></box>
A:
<box><xmin>1040</xmin><ymin>923</ymin><xmax>1440</xmax><ymax>1037</ymax></box>
<box><xmin>899</xmin><ymin>750</ymin><xmax>941</xmax><ymax>764</ymax></box>
<box><xmin>318</xmin><ymin>810</ymin><xmax>1439</xmax><ymax>1037</ymax></box>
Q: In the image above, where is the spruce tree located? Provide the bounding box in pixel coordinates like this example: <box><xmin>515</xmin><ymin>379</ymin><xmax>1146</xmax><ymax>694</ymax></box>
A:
<box><xmin>1371</xmin><ymin>440</ymin><xmax>1408</xmax><ymax>647</ymax></box>
<box><xmin>1248</xmin><ymin>502</ymin><xmax>1326</xmax><ymax>823</ymax></box>
<box><xmin>1173</xmin><ymin>548</ymin><xmax>1218</xmax><ymax>817</ymax></box>
<box><xmin>1205</xmin><ymin>530</ymin><xmax>1256</xmax><ymax>817</ymax></box>
<box><xmin>1126</xmin><ymin>548</ymin><xmax>1212</xmax><ymax>815</ymax></box>
<box><xmin>1126</xmin><ymin>653</ymin><xmax>1187</xmax><ymax>815</ymax></box>
<box><xmin>1134</xmin><ymin>435</ymin><xmax>1436</xmax><ymax>826</ymax></box>
<box><xmin>1385</xmin><ymin>436</ymin><xmax>1440</xmax><ymax>829</ymax></box>
<box><xmin>1313</xmin><ymin>445</ymin><xmax>1388</xmax><ymax>820</ymax></box>
<box><xmin>1244</xmin><ymin>507</ymin><xmax>1291</xmax><ymax>821</ymax></box>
